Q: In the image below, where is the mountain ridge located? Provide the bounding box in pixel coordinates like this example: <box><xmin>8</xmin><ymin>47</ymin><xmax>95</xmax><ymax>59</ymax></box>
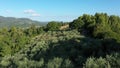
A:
<box><xmin>0</xmin><ymin>16</ymin><xmax>47</xmax><ymax>28</ymax></box>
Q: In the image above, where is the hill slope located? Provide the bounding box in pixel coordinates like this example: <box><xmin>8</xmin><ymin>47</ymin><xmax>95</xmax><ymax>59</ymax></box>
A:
<box><xmin>0</xmin><ymin>16</ymin><xmax>46</xmax><ymax>28</ymax></box>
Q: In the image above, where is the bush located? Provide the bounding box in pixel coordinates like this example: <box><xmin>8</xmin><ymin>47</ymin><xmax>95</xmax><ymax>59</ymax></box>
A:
<box><xmin>84</xmin><ymin>57</ymin><xmax>111</xmax><ymax>68</ymax></box>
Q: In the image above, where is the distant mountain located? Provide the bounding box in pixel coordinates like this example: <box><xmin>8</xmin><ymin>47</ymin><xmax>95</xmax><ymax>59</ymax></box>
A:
<box><xmin>0</xmin><ymin>16</ymin><xmax>47</xmax><ymax>28</ymax></box>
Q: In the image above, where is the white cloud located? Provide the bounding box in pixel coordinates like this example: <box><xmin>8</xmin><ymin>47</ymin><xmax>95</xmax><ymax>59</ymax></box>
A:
<box><xmin>24</xmin><ymin>9</ymin><xmax>40</xmax><ymax>17</ymax></box>
<box><xmin>31</xmin><ymin>13</ymin><xmax>40</xmax><ymax>17</ymax></box>
<box><xmin>24</xmin><ymin>9</ymin><xmax>35</xmax><ymax>14</ymax></box>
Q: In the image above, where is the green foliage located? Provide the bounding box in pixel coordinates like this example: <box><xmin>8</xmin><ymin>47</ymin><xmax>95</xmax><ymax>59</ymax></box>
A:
<box><xmin>0</xmin><ymin>27</ymin><xmax>30</xmax><ymax>56</ymax></box>
<box><xmin>0</xmin><ymin>13</ymin><xmax>120</xmax><ymax>68</ymax></box>
<box><xmin>106</xmin><ymin>53</ymin><xmax>120</xmax><ymax>68</ymax></box>
<box><xmin>0</xmin><ymin>55</ymin><xmax>44</xmax><ymax>68</ymax></box>
<box><xmin>47</xmin><ymin>57</ymin><xmax>63</xmax><ymax>68</ymax></box>
<box><xmin>70</xmin><ymin>13</ymin><xmax>120</xmax><ymax>41</ymax></box>
<box><xmin>84</xmin><ymin>57</ymin><xmax>110</xmax><ymax>68</ymax></box>
<box><xmin>70</xmin><ymin>17</ymin><xmax>84</xmax><ymax>29</ymax></box>
<box><xmin>47</xmin><ymin>57</ymin><xmax>73</xmax><ymax>68</ymax></box>
<box><xmin>70</xmin><ymin>14</ymin><xmax>96</xmax><ymax>36</ymax></box>
<box><xmin>84</xmin><ymin>53</ymin><xmax>120</xmax><ymax>68</ymax></box>
<box><xmin>108</xmin><ymin>15</ymin><xmax>120</xmax><ymax>33</ymax></box>
<box><xmin>46</xmin><ymin>21</ymin><xmax>62</xmax><ymax>31</ymax></box>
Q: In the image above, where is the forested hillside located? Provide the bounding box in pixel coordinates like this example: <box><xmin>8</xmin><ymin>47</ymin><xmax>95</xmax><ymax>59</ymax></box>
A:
<box><xmin>0</xmin><ymin>16</ymin><xmax>46</xmax><ymax>28</ymax></box>
<box><xmin>0</xmin><ymin>13</ymin><xmax>120</xmax><ymax>68</ymax></box>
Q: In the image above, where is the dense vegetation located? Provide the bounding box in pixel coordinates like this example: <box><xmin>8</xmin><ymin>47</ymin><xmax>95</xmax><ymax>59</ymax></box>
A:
<box><xmin>0</xmin><ymin>13</ymin><xmax>120</xmax><ymax>68</ymax></box>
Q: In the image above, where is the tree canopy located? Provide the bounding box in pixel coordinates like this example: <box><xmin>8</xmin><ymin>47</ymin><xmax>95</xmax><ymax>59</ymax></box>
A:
<box><xmin>0</xmin><ymin>13</ymin><xmax>119</xmax><ymax>68</ymax></box>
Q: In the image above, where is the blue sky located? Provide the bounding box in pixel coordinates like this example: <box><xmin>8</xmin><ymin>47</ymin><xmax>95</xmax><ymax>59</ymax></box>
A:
<box><xmin>0</xmin><ymin>0</ymin><xmax>120</xmax><ymax>22</ymax></box>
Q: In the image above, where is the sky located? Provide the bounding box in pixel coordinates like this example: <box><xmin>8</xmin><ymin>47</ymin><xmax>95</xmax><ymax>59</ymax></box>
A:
<box><xmin>0</xmin><ymin>0</ymin><xmax>120</xmax><ymax>22</ymax></box>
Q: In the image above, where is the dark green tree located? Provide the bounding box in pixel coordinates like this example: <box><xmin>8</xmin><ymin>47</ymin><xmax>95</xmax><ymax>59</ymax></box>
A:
<box><xmin>46</xmin><ymin>21</ymin><xmax>62</xmax><ymax>31</ymax></box>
